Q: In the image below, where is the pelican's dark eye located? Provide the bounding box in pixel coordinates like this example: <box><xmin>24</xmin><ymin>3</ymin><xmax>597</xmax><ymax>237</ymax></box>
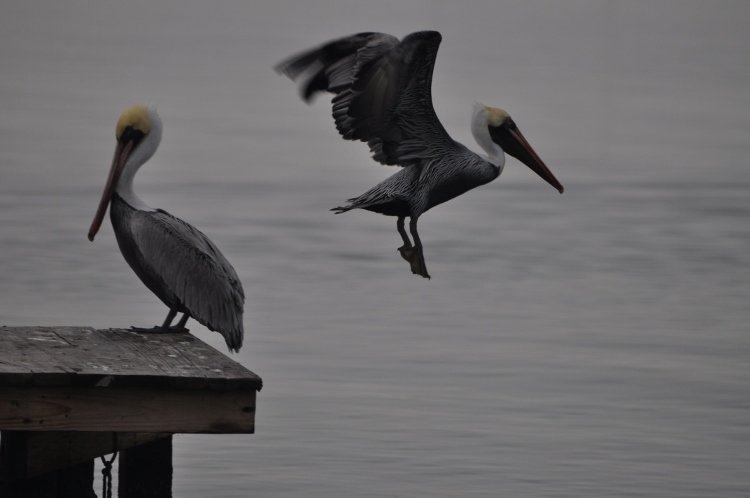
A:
<box><xmin>119</xmin><ymin>125</ymin><xmax>146</xmax><ymax>145</ymax></box>
<box><xmin>504</xmin><ymin>119</ymin><xmax>517</xmax><ymax>130</ymax></box>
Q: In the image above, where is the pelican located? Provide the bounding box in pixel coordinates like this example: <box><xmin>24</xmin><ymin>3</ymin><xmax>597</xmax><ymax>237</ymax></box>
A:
<box><xmin>88</xmin><ymin>105</ymin><xmax>244</xmax><ymax>352</ymax></box>
<box><xmin>275</xmin><ymin>31</ymin><xmax>563</xmax><ymax>279</ymax></box>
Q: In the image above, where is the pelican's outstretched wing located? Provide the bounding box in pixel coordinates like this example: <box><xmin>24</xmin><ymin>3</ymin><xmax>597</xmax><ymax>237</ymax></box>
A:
<box><xmin>276</xmin><ymin>31</ymin><xmax>456</xmax><ymax>167</ymax></box>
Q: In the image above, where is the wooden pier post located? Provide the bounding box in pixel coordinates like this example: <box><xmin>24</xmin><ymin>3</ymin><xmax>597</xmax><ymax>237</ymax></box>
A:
<box><xmin>118</xmin><ymin>436</ymin><xmax>173</xmax><ymax>498</ymax></box>
<box><xmin>0</xmin><ymin>326</ymin><xmax>262</xmax><ymax>498</ymax></box>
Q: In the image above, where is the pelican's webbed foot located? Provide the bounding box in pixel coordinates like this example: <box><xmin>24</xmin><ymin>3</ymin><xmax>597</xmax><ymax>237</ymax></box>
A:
<box><xmin>130</xmin><ymin>310</ymin><xmax>190</xmax><ymax>333</ymax></box>
<box><xmin>398</xmin><ymin>245</ymin><xmax>430</xmax><ymax>279</ymax></box>
<box><xmin>129</xmin><ymin>325</ymin><xmax>190</xmax><ymax>333</ymax></box>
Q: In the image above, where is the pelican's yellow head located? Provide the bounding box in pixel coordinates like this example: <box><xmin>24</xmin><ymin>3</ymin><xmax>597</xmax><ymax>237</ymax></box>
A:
<box><xmin>116</xmin><ymin>105</ymin><xmax>152</xmax><ymax>140</ymax></box>
<box><xmin>472</xmin><ymin>102</ymin><xmax>511</xmax><ymax>128</ymax></box>
<box><xmin>484</xmin><ymin>105</ymin><xmax>511</xmax><ymax>127</ymax></box>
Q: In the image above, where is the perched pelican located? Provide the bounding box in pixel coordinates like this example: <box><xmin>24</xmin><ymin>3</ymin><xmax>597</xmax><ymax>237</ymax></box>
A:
<box><xmin>275</xmin><ymin>31</ymin><xmax>563</xmax><ymax>279</ymax></box>
<box><xmin>88</xmin><ymin>105</ymin><xmax>244</xmax><ymax>352</ymax></box>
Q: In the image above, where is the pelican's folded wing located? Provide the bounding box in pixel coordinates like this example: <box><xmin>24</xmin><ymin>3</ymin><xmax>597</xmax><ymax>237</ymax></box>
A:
<box><xmin>130</xmin><ymin>210</ymin><xmax>244</xmax><ymax>351</ymax></box>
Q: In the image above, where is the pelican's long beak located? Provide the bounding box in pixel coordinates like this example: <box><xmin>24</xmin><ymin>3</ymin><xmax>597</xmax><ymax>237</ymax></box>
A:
<box><xmin>490</xmin><ymin>123</ymin><xmax>564</xmax><ymax>194</ymax></box>
<box><xmin>88</xmin><ymin>140</ymin><xmax>134</xmax><ymax>241</ymax></box>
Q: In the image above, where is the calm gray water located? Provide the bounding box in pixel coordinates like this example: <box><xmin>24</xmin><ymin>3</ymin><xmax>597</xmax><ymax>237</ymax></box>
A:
<box><xmin>2</xmin><ymin>1</ymin><xmax>749</xmax><ymax>497</ymax></box>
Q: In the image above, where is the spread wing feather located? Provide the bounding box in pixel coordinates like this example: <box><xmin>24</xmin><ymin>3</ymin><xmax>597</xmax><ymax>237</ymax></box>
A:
<box><xmin>275</xmin><ymin>31</ymin><xmax>457</xmax><ymax>167</ymax></box>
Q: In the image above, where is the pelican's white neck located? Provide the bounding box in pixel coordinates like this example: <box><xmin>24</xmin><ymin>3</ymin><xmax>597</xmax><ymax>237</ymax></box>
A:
<box><xmin>116</xmin><ymin>106</ymin><xmax>162</xmax><ymax>212</ymax></box>
<box><xmin>471</xmin><ymin>103</ymin><xmax>505</xmax><ymax>169</ymax></box>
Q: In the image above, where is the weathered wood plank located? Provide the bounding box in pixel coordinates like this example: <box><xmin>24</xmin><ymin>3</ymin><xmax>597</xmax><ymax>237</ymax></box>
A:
<box><xmin>0</xmin><ymin>326</ymin><xmax>259</xmax><ymax>494</ymax></box>
<box><xmin>0</xmin><ymin>386</ymin><xmax>255</xmax><ymax>433</ymax></box>
<box><xmin>0</xmin><ymin>327</ymin><xmax>262</xmax><ymax>391</ymax></box>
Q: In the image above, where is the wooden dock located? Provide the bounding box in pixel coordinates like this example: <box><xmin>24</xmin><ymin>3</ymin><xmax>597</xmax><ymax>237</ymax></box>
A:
<box><xmin>0</xmin><ymin>326</ymin><xmax>262</xmax><ymax>497</ymax></box>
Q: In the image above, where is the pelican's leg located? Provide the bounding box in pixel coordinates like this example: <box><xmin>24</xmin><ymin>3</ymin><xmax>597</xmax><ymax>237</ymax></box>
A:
<box><xmin>160</xmin><ymin>309</ymin><xmax>178</xmax><ymax>329</ymax></box>
<box><xmin>131</xmin><ymin>308</ymin><xmax>178</xmax><ymax>333</ymax></box>
<box><xmin>397</xmin><ymin>217</ymin><xmax>430</xmax><ymax>279</ymax></box>
<box><xmin>398</xmin><ymin>215</ymin><xmax>416</xmax><ymax>264</ymax></box>
<box><xmin>171</xmin><ymin>312</ymin><xmax>190</xmax><ymax>333</ymax></box>
<box><xmin>409</xmin><ymin>217</ymin><xmax>430</xmax><ymax>279</ymax></box>
<box><xmin>397</xmin><ymin>216</ymin><xmax>413</xmax><ymax>249</ymax></box>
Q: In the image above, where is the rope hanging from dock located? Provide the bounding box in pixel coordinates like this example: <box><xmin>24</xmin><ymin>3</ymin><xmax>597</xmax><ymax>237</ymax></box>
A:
<box><xmin>100</xmin><ymin>452</ymin><xmax>118</xmax><ymax>498</ymax></box>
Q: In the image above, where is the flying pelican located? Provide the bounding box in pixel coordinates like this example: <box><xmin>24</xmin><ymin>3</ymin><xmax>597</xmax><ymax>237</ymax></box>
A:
<box><xmin>88</xmin><ymin>105</ymin><xmax>244</xmax><ymax>352</ymax></box>
<box><xmin>275</xmin><ymin>31</ymin><xmax>563</xmax><ymax>279</ymax></box>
